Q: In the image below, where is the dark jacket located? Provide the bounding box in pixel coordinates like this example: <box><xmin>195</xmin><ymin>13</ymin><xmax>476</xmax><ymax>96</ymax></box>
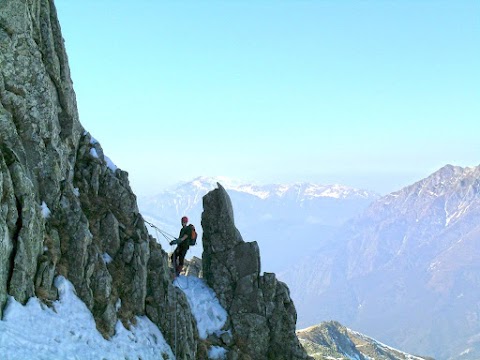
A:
<box><xmin>178</xmin><ymin>225</ymin><xmax>192</xmax><ymax>248</ymax></box>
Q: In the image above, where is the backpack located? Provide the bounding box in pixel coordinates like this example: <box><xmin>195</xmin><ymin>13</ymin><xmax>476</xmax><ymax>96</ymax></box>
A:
<box><xmin>188</xmin><ymin>224</ymin><xmax>197</xmax><ymax>246</ymax></box>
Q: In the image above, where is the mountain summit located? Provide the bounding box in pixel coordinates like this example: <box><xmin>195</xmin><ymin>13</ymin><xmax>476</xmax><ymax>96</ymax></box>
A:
<box><xmin>283</xmin><ymin>164</ymin><xmax>480</xmax><ymax>360</ymax></box>
<box><xmin>297</xmin><ymin>321</ymin><xmax>432</xmax><ymax>360</ymax></box>
<box><xmin>182</xmin><ymin>176</ymin><xmax>378</xmax><ymax>200</ymax></box>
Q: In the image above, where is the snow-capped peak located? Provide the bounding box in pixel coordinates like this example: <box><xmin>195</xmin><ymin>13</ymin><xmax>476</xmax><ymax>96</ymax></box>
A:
<box><xmin>176</xmin><ymin>177</ymin><xmax>378</xmax><ymax>201</ymax></box>
<box><xmin>189</xmin><ymin>176</ymin><xmax>242</xmax><ymax>191</ymax></box>
<box><xmin>235</xmin><ymin>182</ymin><xmax>376</xmax><ymax>200</ymax></box>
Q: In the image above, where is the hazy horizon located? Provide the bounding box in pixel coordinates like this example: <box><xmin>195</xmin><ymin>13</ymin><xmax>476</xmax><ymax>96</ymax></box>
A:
<box><xmin>56</xmin><ymin>1</ymin><xmax>479</xmax><ymax>197</ymax></box>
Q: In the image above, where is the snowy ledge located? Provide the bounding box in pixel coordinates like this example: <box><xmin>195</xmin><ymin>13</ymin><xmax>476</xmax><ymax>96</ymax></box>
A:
<box><xmin>0</xmin><ymin>274</ymin><xmax>230</xmax><ymax>360</ymax></box>
<box><xmin>174</xmin><ymin>276</ymin><xmax>229</xmax><ymax>359</ymax></box>
<box><xmin>0</xmin><ymin>276</ymin><xmax>174</xmax><ymax>360</ymax></box>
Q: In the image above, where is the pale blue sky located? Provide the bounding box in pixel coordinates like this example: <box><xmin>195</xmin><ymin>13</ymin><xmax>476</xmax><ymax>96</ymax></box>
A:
<box><xmin>55</xmin><ymin>1</ymin><xmax>479</xmax><ymax>196</ymax></box>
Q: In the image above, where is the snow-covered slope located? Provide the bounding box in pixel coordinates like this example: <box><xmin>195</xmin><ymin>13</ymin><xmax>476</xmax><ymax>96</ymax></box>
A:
<box><xmin>0</xmin><ymin>277</ymin><xmax>175</xmax><ymax>359</ymax></box>
<box><xmin>0</xmin><ymin>276</ymin><xmax>228</xmax><ymax>360</ymax></box>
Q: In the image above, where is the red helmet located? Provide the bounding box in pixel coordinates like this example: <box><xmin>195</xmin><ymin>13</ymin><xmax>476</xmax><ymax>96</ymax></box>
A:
<box><xmin>181</xmin><ymin>216</ymin><xmax>188</xmax><ymax>223</ymax></box>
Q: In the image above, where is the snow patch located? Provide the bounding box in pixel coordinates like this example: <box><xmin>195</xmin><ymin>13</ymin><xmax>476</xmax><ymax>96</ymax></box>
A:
<box><xmin>174</xmin><ymin>276</ymin><xmax>227</xmax><ymax>339</ymax></box>
<box><xmin>208</xmin><ymin>345</ymin><xmax>228</xmax><ymax>359</ymax></box>
<box><xmin>0</xmin><ymin>276</ymin><xmax>174</xmax><ymax>359</ymax></box>
<box><xmin>105</xmin><ymin>155</ymin><xmax>118</xmax><ymax>171</ymax></box>
<box><xmin>102</xmin><ymin>253</ymin><xmax>113</xmax><ymax>264</ymax></box>
<box><xmin>429</xmin><ymin>261</ymin><xmax>440</xmax><ymax>271</ymax></box>
<box><xmin>445</xmin><ymin>203</ymin><xmax>470</xmax><ymax>227</ymax></box>
<box><xmin>40</xmin><ymin>201</ymin><xmax>51</xmax><ymax>219</ymax></box>
<box><xmin>73</xmin><ymin>187</ymin><xmax>80</xmax><ymax>197</ymax></box>
<box><xmin>89</xmin><ymin>148</ymin><xmax>99</xmax><ymax>158</ymax></box>
<box><xmin>275</xmin><ymin>184</ymin><xmax>291</xmax><ymax>197</ymax></box>
<box><xmin>349</xmin><ymin>328</ymin><xmax>425</xmax><ymax>360</ymax></box>
<box><xmin>88</xmin><ymin>145</ymin><xmax>117</xmax><ymax>172</ymax></box>
<box><xmin>190</xmin><ymin>176</ymin><xmax>241</xmax><ymax>192</ymax></box>
<box><xmin>236</xmin><ymin>184</ymin><xmax>271</xmax><ymax>199</ymax></box>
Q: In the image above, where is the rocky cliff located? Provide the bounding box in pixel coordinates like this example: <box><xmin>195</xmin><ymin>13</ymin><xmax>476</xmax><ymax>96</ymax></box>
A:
<box><xmin>0</xmin><ymin>0</ymin><xmax>196</xmax><ymax>358</ymax></box>
<box><xmin>0</xmin><ymin>1</ymin><xmax>309</xmax><ymax>359</ymax></box>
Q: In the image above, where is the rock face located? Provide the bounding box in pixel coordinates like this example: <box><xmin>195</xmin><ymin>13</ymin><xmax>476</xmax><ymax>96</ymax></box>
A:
<box><xmin>0</xmin><ymin>1</ymin><xmax>198</xmax><ymax>358</ymax></box>
<box><xmin>202</xmin><ymin>183</ymin><xmax>311</xmax><ymax>360</ymax></box>
<box><xmin>1</xmin><ymin>2</ymin><xmax>313</xmax><ymax>359</ymax></box>
<box><xmin>284</xmin><ymin>164</ymin><xmax>480</xmax><ymax>359</ymax></box>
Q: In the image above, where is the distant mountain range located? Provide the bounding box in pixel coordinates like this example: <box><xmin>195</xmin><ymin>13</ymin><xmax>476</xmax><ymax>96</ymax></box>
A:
<box><xmin>138</xmin><ymin>176</ymin><xmax>379</xmax><ymax>270</ymax></box>
<box><xmin>138</xmin><ymin>166</ymin><xmax>480</xmax><ymax>359</ymax></box>
<box><xmin>281</xmin><ymin>164</ymin><xmax>480</xmax><ymax>360</ymax></box>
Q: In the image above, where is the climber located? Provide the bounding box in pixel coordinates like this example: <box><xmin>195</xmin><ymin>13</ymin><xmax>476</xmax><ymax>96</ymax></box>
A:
<box><xmin>169</xmin><ymin>215</ymin><xmax>193</xmax><ymax>277</ymax></box>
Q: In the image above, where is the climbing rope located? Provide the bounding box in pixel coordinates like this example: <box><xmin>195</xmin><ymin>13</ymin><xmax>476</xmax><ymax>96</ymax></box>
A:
<box><xmin>144</xmin><ymin>219</ymin><xmax>177</xmax><ymax>243</ymax></box>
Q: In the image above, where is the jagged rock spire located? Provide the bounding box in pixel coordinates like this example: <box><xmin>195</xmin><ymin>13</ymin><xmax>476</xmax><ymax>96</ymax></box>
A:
<box><xmin>202</xmin><ymin>183</ymin><xmax>311</xmax><ymax>360</ymax></box>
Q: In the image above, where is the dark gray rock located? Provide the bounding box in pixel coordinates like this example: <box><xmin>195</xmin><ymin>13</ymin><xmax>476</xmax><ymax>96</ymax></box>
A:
<box><xmin>202</xmin><ymin>183</ymin><xmax>311</xmax><ymax>360</ymax></box>
<box><xmin>1</xmin><ymin>2</ymin><xmax>312</xmax><ymax>359</ymax></box>
<box><xmin>184</xmin><ymin>256</ymin><xmax>202</xmax><ymax>278</ymax></box>
<box><xmin>0</xmin><ymin>1</ymin><xmax>198</xmax><ymax>358</ymax></box>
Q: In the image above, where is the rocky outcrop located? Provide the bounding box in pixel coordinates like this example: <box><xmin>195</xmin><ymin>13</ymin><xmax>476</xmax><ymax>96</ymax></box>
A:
<box><xmin>1</xmin><ymin>1</ymin><xmax>313</xmax><ymax>359</ymax></box>
<box><xmin>0</xmin><ymin>1</ymin><xmax>198</xmax><ymax>358</ymax></box>
<box><xmin>297</xmin><ymin>321</ymin><xmax>433</xmax><ymax>360</ymax></box>
<box><xmin>202</xmin><ymin>183</ymin><xmax>311</xmax><ymax>360</ymax></box>
<box><xmin>1</xmin><ymin>0</ymin><xmax>81</xmax><ymax>313</ymax></box>
<box><xmin>184</xmin><ymin>256</ymin><xmax>203</xmax><ymax>277</ymax></box>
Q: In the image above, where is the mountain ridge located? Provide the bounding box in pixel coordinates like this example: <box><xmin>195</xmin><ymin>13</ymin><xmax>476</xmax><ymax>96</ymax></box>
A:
<box><xmin>283</xmin><ymin>163</ymin><xmax>480</xmax><ymax>359</ymax></box>
<box><xmin>139</xmin><ymin>176</ymin><xmax>379</xmax><ymax>270</ymax></box>
<box><xmin>297</xmin><ymin>321</ymin><xmax>433</xmax><ymax>360</ymax></box>
<box><xmin>168</xmin><ymin>176</ymin><xmax>379</xmax><ymax>200</ymax></box>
